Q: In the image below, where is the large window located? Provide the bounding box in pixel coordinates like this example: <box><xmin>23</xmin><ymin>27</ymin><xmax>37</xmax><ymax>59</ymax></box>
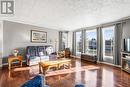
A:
<box><xmin>75</xmin><ymin>31</ymin><xmax>82</xmax><ymax>56</ymax></box>
<box><xmin>73</xmin><ymin>25</ymin><xmax>118</xmax><ymax>64</ymax></box>
<box><xmin>102</xmin><ymin>26</ymin><xmax>115</xmax><ymax>64</ymax></box>
<box><xmin>85</xmin><ymin>29</ymin><xmax>97</xmax><ymax>55</ymax></box>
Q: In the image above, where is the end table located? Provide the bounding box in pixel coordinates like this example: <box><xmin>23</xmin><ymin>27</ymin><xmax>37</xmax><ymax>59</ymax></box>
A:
<box><xmin>8</xmin><ymin>55</ymin><xmax>23</xmax><ymax>70</ymax></box>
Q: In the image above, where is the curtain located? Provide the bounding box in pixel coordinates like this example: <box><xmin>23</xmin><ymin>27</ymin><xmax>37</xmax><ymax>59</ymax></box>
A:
<box><xmin>59</xmin><ymin>31</ymin><xmax>62</xmax><ymax>51</ymax></box>
<box><xmin>59</xmin><ymin>31</ymin><xmax>69</xmax><ymax>51</ymax></box>
<box><xmin>114</xmin><ymin>23</ymin><xmax>123</xmax><ymax>65</ymax></box>
<box><xmin>82</xmin><ymin>30</ymin><xmax>85</xmax><ymax>53</ymax></box>
<box><xmin>72</xmin><ymin>32</ymin><xmax>76</xmax><ymax>55</ymax></box>
<box><xmin>97</xmin><ymin>27</ymin><xmax>103</xmax><ymax>61</ymax></box>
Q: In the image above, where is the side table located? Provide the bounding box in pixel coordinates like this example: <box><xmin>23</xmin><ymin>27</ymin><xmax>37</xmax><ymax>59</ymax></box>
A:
<box><xmin>8</xmin><ymin>55</ymin><xmax>23</xmax><ymax>70</ymax></box>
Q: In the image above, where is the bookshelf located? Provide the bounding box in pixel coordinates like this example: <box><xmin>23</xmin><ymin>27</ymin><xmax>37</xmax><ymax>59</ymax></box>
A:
<box><xmin>121</xmin><ymin>52</ymin><xmax>130</xmax><ymax>73</ymax></box>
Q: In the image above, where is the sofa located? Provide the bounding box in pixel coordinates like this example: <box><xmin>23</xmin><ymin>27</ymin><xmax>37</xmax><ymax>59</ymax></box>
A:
<box><xmin>26</xmin><ymin>45</ymin><xmax>56</xmax><ymax>66</ymax></box>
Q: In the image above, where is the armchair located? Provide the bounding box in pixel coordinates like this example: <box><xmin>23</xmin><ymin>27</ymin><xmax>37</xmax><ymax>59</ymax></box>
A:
<box><xmin>21</xmin><ymin>74</ymin><xmax>49</xmax><ymax>87</ymax></box>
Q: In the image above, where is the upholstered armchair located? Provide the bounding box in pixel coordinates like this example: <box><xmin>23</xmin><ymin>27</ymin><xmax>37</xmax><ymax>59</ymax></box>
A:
<box><xmin>21</xmin><ymin>74</ymin><xmax>49</xmax><ymax>87</ymax></box>
<box><xmin>57</xmin><ymin>51</ymin><xmax>65</xmax><ymax>58</ymax></box>
<box><xmin>64</xmin><ymin>48</ymin><xmax>71</xmax><ymax>58</ymax></box>
<box><xmin>57</xmin><ymin>48</ymin><xmax>71</xmax><ymax>58</ymax></box>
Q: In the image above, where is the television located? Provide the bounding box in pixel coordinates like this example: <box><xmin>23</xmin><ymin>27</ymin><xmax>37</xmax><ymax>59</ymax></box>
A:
<box><xmin>124</xmin><ymin>38</ymin><xmax>130</xmax><ymax>53</ymax></box>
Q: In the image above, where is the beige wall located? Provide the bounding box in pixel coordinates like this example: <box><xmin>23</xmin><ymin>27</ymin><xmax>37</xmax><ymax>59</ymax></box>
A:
<box><xmin>3</xmin><ymin>21</ymin><xmax>59</xmax><ymax>63</ymax></box>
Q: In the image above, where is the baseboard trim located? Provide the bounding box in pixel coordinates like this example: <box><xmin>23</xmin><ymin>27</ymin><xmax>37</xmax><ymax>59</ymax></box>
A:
<box><xmin>99</xmin><ymin>62</ymin><xmax>121</xmax><ymax>68</ymax></box>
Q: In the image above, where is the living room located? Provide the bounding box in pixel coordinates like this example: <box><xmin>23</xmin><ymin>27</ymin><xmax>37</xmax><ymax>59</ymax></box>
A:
<box><xmin>0</xmin><ymin>0</ymin><xmax>130</xmax><ymax>87</ymax></box>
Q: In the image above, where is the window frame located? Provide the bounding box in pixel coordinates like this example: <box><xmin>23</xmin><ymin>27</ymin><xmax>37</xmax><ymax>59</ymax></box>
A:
<box><xmin>84</xmin><ymin>29</ymin><xmax>97</xmax><ymax>56</ymax></box>
<box><xmin>102</xmin><ymin>25</ymin><xmax>115</xmax><ymax>59</ymax></box>
<box><xmin>75</xmin><ymin>31</ymin><xmax>82</xmax><ymax>56</ymax></box>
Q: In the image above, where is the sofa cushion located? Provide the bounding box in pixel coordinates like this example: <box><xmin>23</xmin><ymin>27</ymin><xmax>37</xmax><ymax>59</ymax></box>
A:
<box><xmin>30</xmin><ymin>56</ymin><xmax>40</xmax><ymax>61</ymax></box>
<box><xmin>40</xmin><ymin>56</ymin><xmax>49</xmax><ymax>61</ymax></box>
<box><xmin>29</xmin><ymin>56</ymin><xmax>35</xmax><ymax>60</ymax></box>
<box><xmin>37</xmin><ymin>46</ymin><xmax>45</xmax><ymax>56</ymax></box>
<box><xmin>26</xmin><ymin>46</ymin><xmax>38</xmax><ymax>56</ymax></box>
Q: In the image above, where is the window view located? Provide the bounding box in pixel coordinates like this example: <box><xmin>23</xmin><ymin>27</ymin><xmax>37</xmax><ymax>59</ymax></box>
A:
<box><xmin>85</xmin><ymin>29</ymin><xmax>97</xmax><ymax>55</ymax></box>
<box><xmin>61</xmin><ymin>32</ymin><xmax>68</xmax><ymax>50</ymax></box>
<box><xmin>102</xmin><ymin>26</ymin><xmax>115</xmax><ymax>64</ymax></box>
<box><xmin>76</xmin><ymin>31</ymin><xmax>82</xmax><ymax>56</ymax></box>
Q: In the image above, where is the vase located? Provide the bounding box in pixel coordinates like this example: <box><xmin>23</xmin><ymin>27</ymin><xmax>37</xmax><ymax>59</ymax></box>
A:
<box><xmin>13</xmin><ymin>53</ymin><xmax>17</xmax><ymax>57</ymax></box>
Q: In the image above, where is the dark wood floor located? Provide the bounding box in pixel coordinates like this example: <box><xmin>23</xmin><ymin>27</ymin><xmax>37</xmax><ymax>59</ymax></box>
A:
<box><xmin>0</xmin><ymin>58</ymin><xmax>130</xmax><ymax>87</ymax></box>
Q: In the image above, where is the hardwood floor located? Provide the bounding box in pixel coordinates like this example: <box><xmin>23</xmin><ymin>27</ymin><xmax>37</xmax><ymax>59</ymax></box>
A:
<box><xmin>0</xmin><ymin>58</ymin><xmax>130</xmax><ymax>87</ymax></box>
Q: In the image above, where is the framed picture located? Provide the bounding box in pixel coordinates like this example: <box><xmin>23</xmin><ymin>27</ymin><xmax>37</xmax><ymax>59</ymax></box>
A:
<box><xmin>31</xmin><ymin>30</ymin><xmax>47</xmax><ymax>43</ymax></box>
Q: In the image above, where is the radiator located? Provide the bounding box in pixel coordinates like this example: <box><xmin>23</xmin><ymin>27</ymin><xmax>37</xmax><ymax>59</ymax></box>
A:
<box><xmin>81</xmin><ymin>54</ymin><xmax>97</xmax><ymax>63</ymax></box>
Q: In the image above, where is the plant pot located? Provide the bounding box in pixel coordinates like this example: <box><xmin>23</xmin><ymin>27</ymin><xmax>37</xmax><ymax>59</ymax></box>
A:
<box><xmin>13</xmin><ymin>53</ymin><xmax>17</xmax><ymax>57</ymax></box>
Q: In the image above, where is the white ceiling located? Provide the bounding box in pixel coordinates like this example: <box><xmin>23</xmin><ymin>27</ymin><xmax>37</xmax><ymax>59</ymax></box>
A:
<box><xmin>1</xmin><ymin>0</ymin><xmax>130</xmax><ymax>31</ymax></box>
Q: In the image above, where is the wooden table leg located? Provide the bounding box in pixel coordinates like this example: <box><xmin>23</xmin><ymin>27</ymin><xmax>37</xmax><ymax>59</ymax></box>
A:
<box><xmin>58</xmin><ymin>64</ymin><xmax>60</xmax><ymax>70</ymax></box>
<box><xmin>8</xmin><ymin>70</ymin><xmax>11</xmax><ymax>77</ymax></box>
<box><xmin>43</xmin><ymin>67</ymin><xmax>49</xmax><ymax>75</ymax></box>
<box><xmin>19</xmin><ymin>56</ymin><xmax>22</xmax><ymax>67</ymax></box>
<box><xmin>8</xmin><ymin>60</ymin><xmax>11</xmax><ymax>70</ymax></box>
<box><xmin>39</xmin><ymin>63</ymin><xmax>42</xmax><ymax>73</ymax></box>
<box><xmin>69</xmin><ymin>63</ymin><xmax>71</xmax><ymax>68</ymax></box>
<box><xmin>20</xmin><ymin>60</ymin><xmax>22</xmax><ymax>67</ymax></box>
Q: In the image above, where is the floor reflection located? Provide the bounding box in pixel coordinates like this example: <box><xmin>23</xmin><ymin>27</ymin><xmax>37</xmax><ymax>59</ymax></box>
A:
<box><xmin>85</xmin><ymin>70</ymin><xmax>97</xmax><ymax>87</ymax></box>
<box><xmin>75</xmin><ymin>59</ymin><xmax>98</xmax><ymax>87</ymax></box>
<box><xmin>75</xmin><ymin>59</ymin><xmax>82</xmax><ymax>84</ymax></box>
<box><xmin>102</xmin><ymin>68</ymin><xmax>114</xmax><ymax>87</ymax></box>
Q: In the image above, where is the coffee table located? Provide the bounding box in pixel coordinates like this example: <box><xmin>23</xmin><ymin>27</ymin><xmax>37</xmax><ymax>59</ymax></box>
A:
<box><xmin>39</xmin><ymin>58</ymin><xmax>71</xmax><ymax>75</ymax></box>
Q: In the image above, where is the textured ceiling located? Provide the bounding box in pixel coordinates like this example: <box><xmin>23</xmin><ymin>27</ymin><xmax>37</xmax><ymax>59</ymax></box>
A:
<box><xmin>1</xmin><ymin>0</ymin><xmax>130</xmax><ymax>31</ymax></box>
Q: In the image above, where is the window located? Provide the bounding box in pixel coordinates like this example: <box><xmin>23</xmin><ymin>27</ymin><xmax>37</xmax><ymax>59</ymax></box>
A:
<box><xmin>75</xmin><ymin>31</ymin><xmax>82</xmax><ymax>56</ymax></box>
<box><xmin>85</xmin><ymin>29</ymin><xmax>97</xmax><ymax>55</ymax></box>
<box><xmin>102</xmin><ymin>26</ymin><xmax>115</xmax><ymax>64</ymax></box>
